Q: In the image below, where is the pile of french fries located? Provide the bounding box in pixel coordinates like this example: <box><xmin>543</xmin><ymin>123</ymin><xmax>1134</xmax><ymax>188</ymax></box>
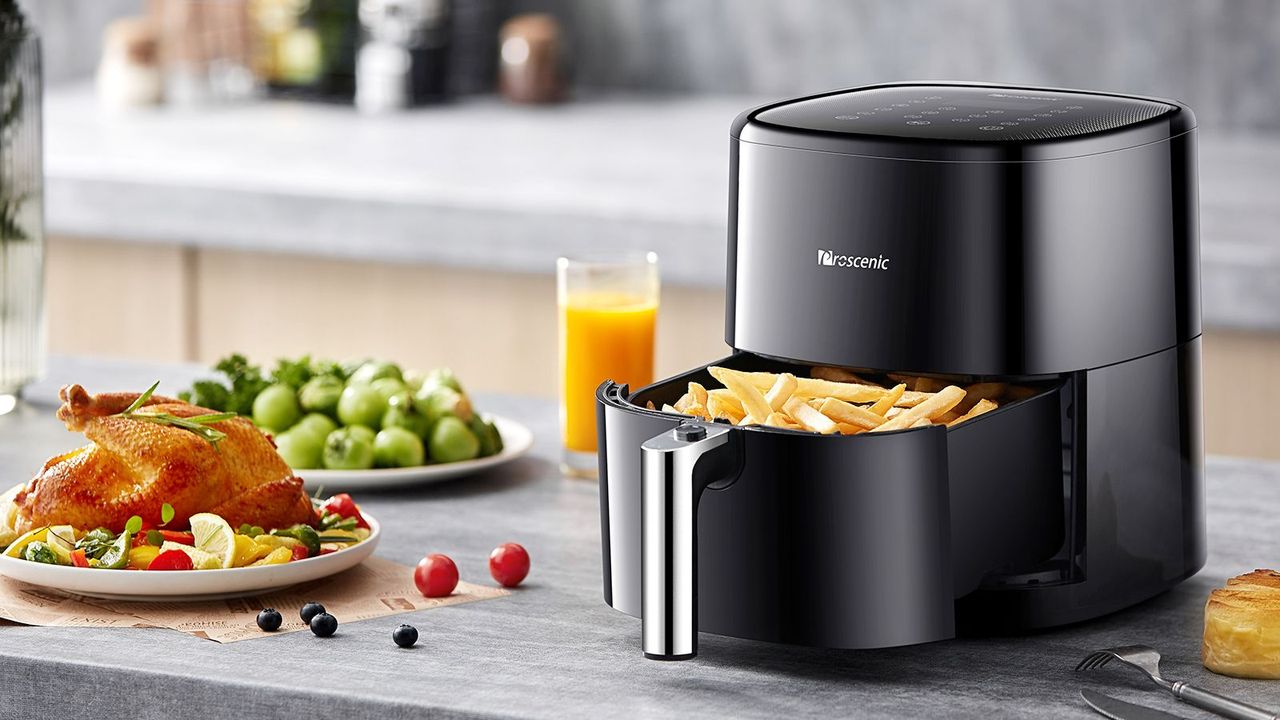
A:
<box><xmin>649</xmin><ymin>365</ymin><xmax>1005</xmax><ymax>435</ymax></box>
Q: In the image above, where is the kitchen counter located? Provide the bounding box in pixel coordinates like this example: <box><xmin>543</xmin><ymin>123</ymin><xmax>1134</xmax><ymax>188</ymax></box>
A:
<box><xmin>3</xmin><ymin>356</ymin><xmax>1280</xmax><ymax>720</ymax></box>
<box><xmin>43</xmin><ymin>85</ymin><xmax>1280</xmax><ymax>329</ymax></box>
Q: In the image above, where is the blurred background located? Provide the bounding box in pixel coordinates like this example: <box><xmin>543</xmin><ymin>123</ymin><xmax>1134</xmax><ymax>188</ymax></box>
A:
<box><xmin>11</xmin><ymin>0</ymin><xmax>1280</xmax><ymax>456</ymax></box>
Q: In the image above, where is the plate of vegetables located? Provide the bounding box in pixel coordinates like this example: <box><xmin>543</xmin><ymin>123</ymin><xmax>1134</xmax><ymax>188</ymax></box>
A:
<box><xmin>0</xmin><ymin>495</ymin><xmax>380</xmax><ymax>601</ymax></box>
<box><xmin>180</xmin><ymin>355</ymin><xmax>533</xmax><ymax>490</ymax></box>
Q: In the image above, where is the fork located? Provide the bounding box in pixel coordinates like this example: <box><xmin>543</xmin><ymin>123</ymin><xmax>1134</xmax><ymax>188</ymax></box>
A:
<box><xmin>1076</xmin><ymin>645</ymin><xmax>1278</xmax><ymax>720</ymax></box>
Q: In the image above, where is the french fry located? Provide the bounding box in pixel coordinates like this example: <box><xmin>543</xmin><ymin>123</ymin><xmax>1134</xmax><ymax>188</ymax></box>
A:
<box><xmin>782</xmin><ymin>397</ymin><xmax>838</xmax><ymax>435</ymax></box>
<box><xmin>688</xmin><ymin>382</ymin><xmax>709</xmax><ymax>408</ymax></box>
<box><xmin>948</xmin><ymin>398</ymin><xmax>998</xmax><ymax>426</ymax></box>
<box><xmin>818</xmin><ymin>397</ymin><xmax>886</xmax><ymax>430</ymax></box>
<box><xmin>645</xmin><ymin>400</ymin><xmax>656</xmax><ymax>410</ymax></box>
<box><xmin>835</xmin><ymin>422</ymin><xmax>867</xmax><ymax>435</ymax></box>
<box><xmin>673</xmin><ymin>391</ymin><xmax>695</xmax><ymax>413</ymax></box>
<box><xmin>717</xmin><ymin>367</ymin><xmax>889</xmax><ymax>403</ymax></box>
<box><xmin>661</xmin><ymin>404</ymin><xmax>679</xmax><ymax>414</ymax></box>
<box><xmin>871</xmin><ymin>385</ymin><xmax>966</xmax><ymax>432</ymax></box>
<box><xmin>708</xmin><ymin>389</ymin><xmax>744</xmax><ymax>414</ymax></box>
<box><xmin>956</xmin><ymin>382</ymin><xmax>1005</xmax><ymax>412</ymax></box>
<box><xmin>811</xmin><ymin>366</ymin><xmax>866</xmax><ymax>384</ymax></box>
<box><xmin>912</xmin><ymin>377</ymin><xmax>946</xmax><ymax>393</ymax></box>
<box><xmin>936</xmin><ymin>410</ymin><xmax>961</xmax><ymax>424</ymax></box>
<box><xmin>765</xmin><ymin>373</ymin><xmax>798</xmax><ymax>411</ymax></box>
<box><xmin>869</xmin><ymin>383</ymin><xmax>905</xmax><ymax>416</ymax></box>
<box><xmin>764</xmin><ymin>412</ymin><xmax>802</xmax><ymax>430</ymax></box>
<box><xmin>707</xmin><ymin>367</ymin><xmax>776</xmax><ymax>421</ymax></box>
<box><xmin>910</xmin><ymin>417</ymin><xmax>933</xmax><ymax>428</ymax></box>
<box><xmin>707</xmin><ymin>393</ymin><xmax>745</xmax><ymax>423</ymax></box>
<box><xmin>686</xmin><ymin>403</ymin><xmax>710</xmax><ymax>421</ymax></box>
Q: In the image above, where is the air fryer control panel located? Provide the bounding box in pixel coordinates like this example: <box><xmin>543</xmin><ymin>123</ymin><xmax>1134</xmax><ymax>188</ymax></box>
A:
<box><xmin>754</xmin><ymin>84</ymin><xmax>1176</xmax><ymax>142</ymax></box>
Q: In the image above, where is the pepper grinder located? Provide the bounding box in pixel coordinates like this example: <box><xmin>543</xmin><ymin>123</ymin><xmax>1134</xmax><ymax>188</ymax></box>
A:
<box><xmin>498</xmin><ymin>13</ymin><xmax>565</xmax><ymax>104</ymax></box>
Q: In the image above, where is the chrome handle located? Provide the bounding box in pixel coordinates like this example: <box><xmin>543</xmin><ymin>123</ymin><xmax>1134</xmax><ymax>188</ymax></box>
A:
<box><xmin>1174</xmin><ymin>682</ymin><xmax>1279</xmax><ymax>720</ymax></box>
<box><xmin>641</xmin><ymin>422</ymin><xmax>738</xmax><ymax>660</ymax></box>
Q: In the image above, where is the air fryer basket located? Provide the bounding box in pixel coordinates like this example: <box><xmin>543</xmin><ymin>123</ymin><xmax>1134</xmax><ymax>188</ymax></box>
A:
<box><xmin>597</xmin><ymin>352</ymin><xmax>1070</xmax><ymax>649</ymax></box>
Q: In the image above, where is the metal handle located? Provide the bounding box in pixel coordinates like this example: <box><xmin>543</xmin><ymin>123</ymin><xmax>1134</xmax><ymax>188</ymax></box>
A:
<box><xmin>641</xmin><ymin>422</ymin><xmax>738</xmax><ymax>660</ymax></box>
<box><xmin>1174</xmin><ymin>681</ymin><xmax>1279</xmax><ymax>720</ymax></box>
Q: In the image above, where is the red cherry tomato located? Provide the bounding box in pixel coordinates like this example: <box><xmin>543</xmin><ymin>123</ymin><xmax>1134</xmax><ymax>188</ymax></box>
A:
<box><xmin>321</xmin><ymin>493</ymin><xmax>370</xmax><ymax>529</ymax></box>
<box><xmin>488</xmin><ymin>543</ymin><xmax>530</xmax><ymax>588</ymax></box>
<box><xmin>291</xmin><ymin>545</ymin><xmax>310</xmax><ymax>561</ymax></box>
<box><xmin>413</xmin><ymin>554</ymin><xmax>459</xmax><ymax>598</ymax></box>
<box><xmin>147</xmin><ymin>549</ymin><xmax>194</xmax><ymax>571</ymax></box>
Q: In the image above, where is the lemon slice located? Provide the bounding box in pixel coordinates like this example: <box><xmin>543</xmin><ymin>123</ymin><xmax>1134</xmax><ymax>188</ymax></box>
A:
<box><xmin>159</xmin><ymin>541</ymin><xmax>223</xmax><ymax>570</ymax></box>
<box><xmin>45</xmin><ymin>525</ymin><xmax>76</xmax><ymax>564</ymax></box>
<box><xmin>3</xmin><ymin>526</ymin><xmax>47</xmax><ymax>558</ymax></box>
<box><xmin>188</xmin><ymin>513</ymin><xmax>236</xmax><ymax>569</ymax></box>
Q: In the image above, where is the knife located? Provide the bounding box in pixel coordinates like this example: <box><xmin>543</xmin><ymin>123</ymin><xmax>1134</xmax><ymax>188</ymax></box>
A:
<box><xmin>1081</xmin><ymin>689</ymin><xmax>1194</xmax><ymax>720</ymax></box>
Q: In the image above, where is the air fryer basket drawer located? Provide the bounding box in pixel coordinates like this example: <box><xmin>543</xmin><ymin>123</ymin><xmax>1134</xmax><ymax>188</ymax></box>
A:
<box><xmin>597</xmin><ymin>353</ymin><xmax>1069</xmax><ymax>649</ymax></box>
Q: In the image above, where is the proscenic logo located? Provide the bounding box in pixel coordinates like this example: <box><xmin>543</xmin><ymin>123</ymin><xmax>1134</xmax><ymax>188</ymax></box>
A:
<box><xmin>817</xmin><ymin>249</ymin><xmax>890</xmax><ymax>270</ymax></box>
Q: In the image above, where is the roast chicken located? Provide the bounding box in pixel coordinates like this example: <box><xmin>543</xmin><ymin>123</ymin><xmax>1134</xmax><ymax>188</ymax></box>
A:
<box><xmin>10</xmin><ymin>384</ymin><xmax>316</xmax><ymax>534</ymax></box>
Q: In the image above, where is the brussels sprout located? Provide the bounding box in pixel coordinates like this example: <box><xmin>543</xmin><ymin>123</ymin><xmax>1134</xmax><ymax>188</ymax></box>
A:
<box><xmin>402</xmin><ymin>369</ymin><xmax>427</xmax><ymax>393</ymax></box>
<box><xmin>421</xmin><ymin>367</ymin><xmax>462</xmax><ymax>394</ymax></box>
<box><xmin>346</xmin><ymin>424</ymin><xmax>376</xmax><ymax>445</ymax></box>
<box><xmin>253</xmin><ymin>383</ymin><xmax>301</xmax><ymax>432</ymax></box>
<box><xmin>298</xmin><ymin>375</ymin><xmax>344</xmax><ymax>416</ymax></box>
<box><xmin>348</xmin><ymin>361</ymin><xmax>403</xmax><ymax>386</ymax></box>
<box><xmin>470</xmin><ymin>415</ymin><xmax>504</xmax><ymax>457</ymax></box>
<box><xmin>23</xmin><ymin>541</ymin><xmax>60</xmax><ymax>565</ymax></box>
<box><xmin>375</xmin><ymin>427</ymin><xmax>426</xmax><ymax>468</ymax></box>
<box><xmin>294</xmin><ymin>412</ymin><xmax>339</xmax><ymax>442</ymax></box>
<box><xmin>276</xmin><ymin>429</ymin><xmax>324</xmax><ymax>469</ymax></box>
<box><xmin>323</xmin><ymin>427</ymin><xmax>376</xmax><ymax>470</ymax></box>
<box><xmin>338</xmin><ymin>384</ymin><xmax>386</xmax><ymax>428</ymax></box>
<box><xmin>382</xmin><ymin>394</ymin><xmax>431</xmax><ymax>438</ymax></box>
<box><xmin>413</xmin><ymin>385</ymin><xmax>473</xmax><ymax>424</ymax></box>
<box><xmin>369</xmin><ymin>377</ymin><xmax>408</xmax><ymax>403</ymax></box>
<box><xmin>428</xmin><ymin>416</ymin><xmax>480</xmax><ymax>463</ymax></box>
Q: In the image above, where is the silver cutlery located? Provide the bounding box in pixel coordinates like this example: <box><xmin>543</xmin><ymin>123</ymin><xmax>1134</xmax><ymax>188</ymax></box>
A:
<box><xmin>1077</xmin><ymin>645</ymin><xmax>1279</xmax><ymax>720</ymax></box>
<box><xmin>1081</xmin><ymin>689</ymin><xmax>1192</xmax><ymax>720</ymax></box>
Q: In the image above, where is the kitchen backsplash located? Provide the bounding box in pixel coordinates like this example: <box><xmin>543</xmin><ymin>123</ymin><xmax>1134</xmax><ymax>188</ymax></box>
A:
<box><xmin>22</xmin><ymin>0</ymin><xmax>1280</xmax><ymax>133</ymax></box>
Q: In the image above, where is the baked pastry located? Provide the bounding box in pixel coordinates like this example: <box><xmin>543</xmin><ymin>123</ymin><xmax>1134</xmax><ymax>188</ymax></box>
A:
<box><xmin>1203</xmin><ymin>569</ymin><xmax>1280</xmax><ymax>679</ymax></box>
<box><xmin>9</xmin><ymin>384</ymin><xmax>316</xmax><ymax>534</ymax></box>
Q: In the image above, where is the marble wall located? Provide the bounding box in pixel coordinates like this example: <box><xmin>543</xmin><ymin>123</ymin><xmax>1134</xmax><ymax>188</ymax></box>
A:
<box><xmin>20</xmin><ymin>0</ymin><xmax>1280</xmax><ymax>133</ymax></box>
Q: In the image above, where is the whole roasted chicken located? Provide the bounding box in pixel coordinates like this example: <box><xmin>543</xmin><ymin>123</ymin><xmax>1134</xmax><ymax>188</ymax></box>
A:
<box><xmin>11</xmin><ymin>385</ymin><xmax>316</xmax><ymax>533</ymax></box>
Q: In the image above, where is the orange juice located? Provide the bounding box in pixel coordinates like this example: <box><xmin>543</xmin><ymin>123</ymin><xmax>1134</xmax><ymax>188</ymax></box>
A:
<box><xmin>559</xmin><ymin>292</ymin><xmax>657</xmax><ymax>453</ymax></box>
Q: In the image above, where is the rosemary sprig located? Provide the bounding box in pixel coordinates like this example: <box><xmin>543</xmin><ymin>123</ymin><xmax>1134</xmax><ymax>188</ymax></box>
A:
<box><xmin>116</xmin><ymin>381</ymin><xmax>237</xmax><ymax>447</ymax></box>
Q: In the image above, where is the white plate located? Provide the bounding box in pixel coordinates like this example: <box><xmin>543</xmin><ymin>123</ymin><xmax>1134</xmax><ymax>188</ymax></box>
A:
<box><xmin>0</xmin><ymin>515</ymin><xmax>381</xmax><ymax>601</ymax></box>
<box><xmin>297</xmin><ymin>415</ymin><xmax>534</xmax><ymax>491</ymax></box>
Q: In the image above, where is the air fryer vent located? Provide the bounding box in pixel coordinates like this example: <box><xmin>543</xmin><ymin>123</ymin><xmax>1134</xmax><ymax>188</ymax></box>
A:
<box><xmin>753</xmin><ymin>84</ymin><xmax>1177</xmax><ymax>143</ymax></box>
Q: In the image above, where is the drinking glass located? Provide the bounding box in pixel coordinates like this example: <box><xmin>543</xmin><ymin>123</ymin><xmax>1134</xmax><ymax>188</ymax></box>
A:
<box><xmin>557</xmin><ymin>252</ymin><xmax>659</xmax><ymax>478</ymax></box>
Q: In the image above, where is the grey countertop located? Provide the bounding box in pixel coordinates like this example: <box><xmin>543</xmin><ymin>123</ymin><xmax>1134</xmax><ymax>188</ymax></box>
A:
<box><xmin>43</xmin><ymin>85</ymin><xmax>1280</xmax><ymax>329</ymax></box>
<box><xmin>2</xmin><ymin>356</ymin><xmax>1280</xmax><ymax>719</ymax></box>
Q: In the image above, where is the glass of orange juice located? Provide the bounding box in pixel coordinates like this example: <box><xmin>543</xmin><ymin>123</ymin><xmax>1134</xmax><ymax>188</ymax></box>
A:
<box><xmin>557</xmin><ymin>252</ymin><xmax>659</xmax><ymax>478</ymax></box>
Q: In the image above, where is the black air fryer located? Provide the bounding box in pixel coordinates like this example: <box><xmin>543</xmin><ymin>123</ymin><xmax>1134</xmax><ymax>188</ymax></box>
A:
<box><xmin>595</xmin><ymin>82</ymin><xmax>1204</xmax><ymax>660</ymax></box>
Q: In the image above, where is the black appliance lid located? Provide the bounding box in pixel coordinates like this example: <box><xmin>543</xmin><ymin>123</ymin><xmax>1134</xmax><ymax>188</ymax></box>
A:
<box><xmin>733</xmin><ymin>82</ymin><xmax>1194</xmax><ymax>162</ymax></box>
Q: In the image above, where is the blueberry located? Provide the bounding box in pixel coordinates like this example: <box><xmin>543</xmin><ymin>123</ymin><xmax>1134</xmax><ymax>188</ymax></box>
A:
<box><xmin>300</xmin><ymin>601</ymin><xmax>325</xmax><ymax>624</ymax></box>
<box><xmin>256</xmin><ymin>608</ymin><xmax>282</xmax><ymax>632</ymax></box>
<box><xmin>392</xmin><ymin>624</ymin><xmax>418</xmax><ymax>648</ymax></box>
<box><xmin>310</xmin><ymin>612</ymin><xmax>338</xmax><ymax>638</ymax></box>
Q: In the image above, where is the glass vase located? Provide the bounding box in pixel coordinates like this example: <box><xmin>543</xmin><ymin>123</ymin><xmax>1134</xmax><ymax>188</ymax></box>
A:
<box><xmin>0</xmin><ymin>18</ymin><xmax>45</xmax><ymax>415</ymax></box>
